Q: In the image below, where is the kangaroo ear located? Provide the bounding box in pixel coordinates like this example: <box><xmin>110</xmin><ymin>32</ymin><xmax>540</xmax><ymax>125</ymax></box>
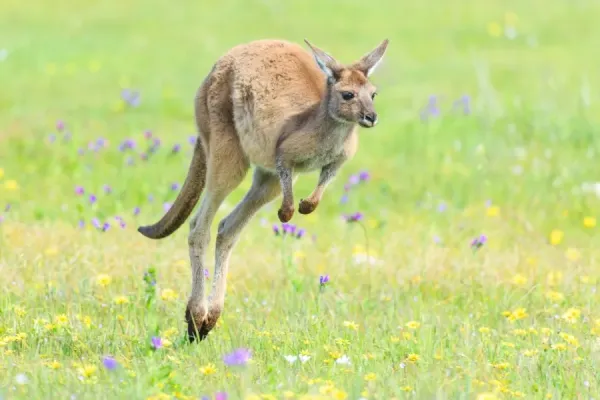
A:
<box><xmin>353</xmin><ymin>39</ymin><xmax>389</xmax><ymax>77</ymax></box>
<box><xmin>304</xmin><ymin>39</ymin><xmax>342</xmax><ymax>81</ymax></box>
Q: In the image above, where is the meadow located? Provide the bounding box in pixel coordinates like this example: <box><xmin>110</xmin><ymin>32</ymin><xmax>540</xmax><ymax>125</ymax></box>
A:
<box><xmin>2</xmin><ymin>0</ymin><xmax>600</xmax><ymax>398</ymax></box>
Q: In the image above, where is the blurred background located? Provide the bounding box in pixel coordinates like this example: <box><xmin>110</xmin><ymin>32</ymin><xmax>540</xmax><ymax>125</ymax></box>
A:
<box><xmin>2</xmin><ymin>0</ymin><xmax>600</xmax><ymax>398</ymax></box>
<box><xmin>2</xmin><ymin>0</ymin><xmax>600</xmax><ymax>230</ymax></box>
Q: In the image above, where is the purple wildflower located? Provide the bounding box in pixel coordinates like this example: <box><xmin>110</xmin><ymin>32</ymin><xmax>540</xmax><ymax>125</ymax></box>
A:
<box><xmin>204</xmin><ymin>269</ymin><xmax>209</xmax><ymax>278</ymax></box>
<box><xmin>126</xmin><ymin>156</ymin><xmax>134</xmax><ymax>166</ymax></box>
<box><xmin>163</xmin><ymin>202</ymin><xmax>172</xmax><ymax>212</ymax></box>
<box><xmin>103</xmin><ymin>184</ymin><xmax>112</xmax><ymax>195</ymax></box>
<box><xmin>78</xmin><ymin>220</ymin><xmax>85</xmax><ymax>229</ymax></box>
<box><xmin>89</xmin><ymin>194</ymin><xmax>97</xmax><ymax>204</ymax></box>
<box><xmin>151</xmin><ymin>336</ymin><xmax>162</xmax><ymax>350</ymax></box>
<box><xmin>215</xmin><ymin>393</ymin><xmax>228</xmax><ymax>400</ymax></box>
<box><xmin>48</xmin><ymin>134</ymin><xmax>57</xmax><ymax>143</ymax></box>
<box><xmin>133</xmin><ymin>207</ymin><xmax>140</xmax><ymax>216</ymax></box>
<box><xmin>296</xmin><ymin>228</ymin><xmax>305</xmax><ymax>239</ymax></box>
<box><xmin>147</xmin><ymin>194</ymin><xmax>154</xmax><ymax>202</ymax></box>
<box><xmin>272</xmin><ymin>224</ymin><xmax>280</xmax><ymax>236</ymax></box>
<box><xmin>77</xmin><ymin>148</ymin><xmax>85</xmax><ymax>156</ymax></box>
<box><xmin>281</xmin><ymin>223</ymin><xmax>291</xmax><ymax>235</ymax></box>
<box><xmin>358</xmin><ymin>170</ymin><xmax>370</xmax><ymax>182</ymax></box>
<box><xmin>75</xmin><ymin>186</ymin><xmax>84</xmax><ymax>196</ymax></box>
<box><xmin>56</xmin><ymin>120</ymin><xmax>65</xmax><ymax>131</ymax></box>
<box><xmin>437</xmin><ymin>203</ymin><xmax>447</xmax><ymax>212</ymax></box>
<box><xmin>170</xmin><ymin>182</ymin><xmax>180</xmax><ymax>191</ymax></box>
<box><xmin>102</xmin><ymin>222</ymin><xmax>110</xmax><ymax>232</ymax></box>
<box><xmin>102</xmin><ymin>356</ymin><xmax>118</xmax><ymax>370</ymax></box>
<box><xmin>340</xmin><ymin>193</ymin><xmax>349</xmax><ymax>204</ymax></box>
<box><xmin>188</xmin><ymin>135</ymin><xmax>197</xmax><ymax>145</ymax></box>
<box><xmin>91</xmin><ymin>218</ymin><xmax>101</xmax><ymax>229</ymax></box>
<box><xmin>152</xmin><ymin>137</ymin><xmax>161</xmax><ymax>147</ymax></box>
<box><xmin>121</xmin><ymin>88</ymin><xmax>141</xmax><ymax>107</ymax></box>
<box><xmin>344</xmin><ymin>212</ymin><xmax>363</xmax><ymax>223</ymax></box>
<box><xmin>471</xmin><ymin>235</ymin><xmax>487</xmax><ymax>250</ymax></box>
<box><xmin>420</xmin><ymin>95</ymin><xmax>440</xmax><ymax>121</ymax></box>
<box><xmin>453</xmin><ymin>94</ymin><xmax>471</xmax><ymax>115</ymax></box>
<box><xmin>319</xmin><ymin>275</ymin><xmax>330</xmax><ymax>286</ymax></box>
<box><xmin>172</xmin><ymin>143</ymin><xmax>181</xmax><ymax>154</ymax></box>
<box><xmin>140</xmin><ymin>152</ymin><xmax>148</xmax><ymax>161</ymax></box>
<box><xmin>348</xmin><ymin>175</ymin><xmax>360</xmax><ymax>185</ymax></box>
<box><xmin>119</xmin><ymin>139</ymin><xmax>136</xmax><ymax>152</ymax></box>
<box><xmin>144</xmin><ymin>130</ymin><xmax>152</xmax><ymax>139</ymax></box>
<box><xmin>4</xmin><ymin>203</ymin><xmax>10</xmax><ymax>212</ymax></box>
<box><xmin>223</xmin><ymin>348</ymin><xmax>252</xmax><ymax>366</ymax></box>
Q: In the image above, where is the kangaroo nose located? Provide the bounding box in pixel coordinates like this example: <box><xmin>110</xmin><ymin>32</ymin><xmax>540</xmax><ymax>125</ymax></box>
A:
<box><xmin>365</xmin><ymin>112</ymin><xmax>377</xmax><ymax>124</ymax></box>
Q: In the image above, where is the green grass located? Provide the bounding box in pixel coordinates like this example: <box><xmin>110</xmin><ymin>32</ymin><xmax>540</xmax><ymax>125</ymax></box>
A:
<box><xmin>2</xmin><ymin>0</ymin><xmax>600</xmax><ymax>398</ymax></box>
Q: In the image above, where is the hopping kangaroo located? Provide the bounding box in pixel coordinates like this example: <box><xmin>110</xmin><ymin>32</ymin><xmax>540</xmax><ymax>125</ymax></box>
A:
<box><xmin>138</xmin><ymin>38</ymin><xmax>389</xmax><ymax>342</ymax></box>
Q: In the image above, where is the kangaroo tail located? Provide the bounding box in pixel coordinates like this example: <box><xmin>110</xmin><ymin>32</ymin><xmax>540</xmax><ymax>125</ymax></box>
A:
<box><xmin>137</xmin><ymin>139</ymin><xmax>206</xmax><ymax>239</ymax></box>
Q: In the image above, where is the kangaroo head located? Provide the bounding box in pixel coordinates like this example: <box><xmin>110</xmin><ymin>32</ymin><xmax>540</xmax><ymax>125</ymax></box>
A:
<box><xmin>304</xmin><ymin>38</ymin><xmax>389</xmax><ymax>128</ymax></box>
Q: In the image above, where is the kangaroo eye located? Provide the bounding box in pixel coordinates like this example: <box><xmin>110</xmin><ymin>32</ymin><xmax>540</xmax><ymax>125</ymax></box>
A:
<box><xmin>371</xmin><ymin>92</ymin><xmax>377</xmax><ymax>100</ymax></box>
<box><xmin>341</xmin><ymin>91</ymin><xmax>355</xmax><ymax>101</ymax></box>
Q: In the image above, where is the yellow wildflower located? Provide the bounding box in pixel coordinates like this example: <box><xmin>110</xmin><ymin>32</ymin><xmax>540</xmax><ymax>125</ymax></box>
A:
<box><xmin>45</xmin><ymin>360</ymin><xmax>62</xmax><ymax>369</ymax></box>
<box><xmin>545</xmin><ymin>291</ymin><xmax>564</xmax><ymax>302</ymax></box>
<box><xmin>505</xmin><ymin>307</ymin><xmax>528</xmax><ymax>322</ymax></box>
<box><xmin>55</xmin><ymin>314</ymin><xmax>69</xmax><ymax>326</ymax></box>
<box><xmin>78</xmin><ymin>364</ymin><xmax>97</xmax><ymax>378</ymax></box>
<box><xmin>406</xmin><ymin>321</ymin><xmax>420</xmax><ymax>329</ymax></box>
<box><xmin>13</xmin><ymin>306</ymin><xmax>26</xmax><ymax>317</ymax></box>
<box><xmin>0</xmin><ymin>168</ymin><xmax>3</xmax><ymax>179</ymax></box>
<box><xmin>343</xmin><ymin>321</ymin><xmax>359</xmax><ymax>331</ymax></box>
<box><xmin>559</xmin><ymin>332</ymin><xmax>579</xmax><ymax>347</ymax></box>
<box><xmin>511</xmin><ymin>274</ymin><xmax>527</xmax><ymax>286</ymax></box>
<box><xmin>4</xmin><ymin>180</ymin><xmax>19</xmax><ymax>191</ymax></box>
<box><xmin>114</xmin><ymin>296</ymin><xmax>129</xmax><ymax>305</ymax></box>
<box><xmin>551</xmin><ymin>343</ymin><xmax>567</xmax><ymax>351</ymax></box>
<box><xmin>401</xmin><ymin>386</ymin><xmax>412</xmax><ymax>392</ymax></box>
<box><xmin>406</xmin><ymin>353</ymin><xmax>420</xmax><ymax>363</ymax></box>
<box><xmin>476</xmin><ymin>393</ymin><xmax>499</xmax><ymax>400</ymax></box>
<box><xmin>549</xmin><ymin>229</ymin><xmax>564</xmax><ymax>245</ymax></box>
<box><xmin>283</xmin><ymin>392</ymin><xmax>295</xmax><ymax>399</ymax></box>
<box><xmin>331</xmin><ymin>389</ymin><xmax>347</xmax><ymax>400</ymax></box>
<box><xmin>96</xmin><ymin>274</ymin><xmax>112</xmax><ymax>287</ymax></box>
<box><xmin>390</xmin><ymin>336</ymin><xmax>400</xmax><ymax>343</ymax></box>
<box><xmin>161</xmin><ymin>289</ymin><xmax>178</xmax><ymax>301</ymax></box>
<box><xmin>492</xmin><ymin>362</ymin><xmax>510</xmax><ymax>370</ymax></box>
<box><xmin>486</xmin><ymin>206</ymin><xmax>500</xmax><ymax>217</ymax></box>
<box><xmin>364</xmin><ymin>373</ymin><xmax>377</xmax><ymax>381</ymax></box>
<box><xmin>199</xmin><ymin>363</ymin><xmax>217</xmax><ymax>375</ymax></box>
<box><xmin>561</xmin><ymin>308</ymin><xmax>581</xmax><ymax>324</ymax></box>
<box><xmin>583</xmin><ymin>216</ymin><xmax>596</xmax><ymax>228</ymax></box>
<box><xmin>487</xmin><ymin>22</ymin><xmax>502</xmax><ymax>37</ymax></box>
<box><xmin>478</xmin><ymin>327</ymin><xmax>490</xmax><ymax>334</ymax></box>
<box><xmin>512</xmin><ymin>329</ymin><xmax>527</xmax><ymax>337</ymax></box>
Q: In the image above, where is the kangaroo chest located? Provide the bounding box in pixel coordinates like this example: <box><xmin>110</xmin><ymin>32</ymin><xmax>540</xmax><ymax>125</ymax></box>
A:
<box><xmin>292</xmin><ymin>128</ymin><xmax>351</xmax><ymax>172</ymax></box>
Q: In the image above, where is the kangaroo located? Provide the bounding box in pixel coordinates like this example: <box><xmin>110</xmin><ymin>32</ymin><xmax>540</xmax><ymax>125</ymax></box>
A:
<box><xmin>137</xmin><ymin>38</ymin><xmax>389</xmax><ymax>342</ymax></box>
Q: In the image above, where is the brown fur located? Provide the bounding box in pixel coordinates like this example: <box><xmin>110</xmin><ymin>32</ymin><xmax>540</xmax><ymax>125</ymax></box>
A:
<box><xmin>137</xmin><ymin>38</ymin><xmax>389</xmax><ymax>342</ymax></box>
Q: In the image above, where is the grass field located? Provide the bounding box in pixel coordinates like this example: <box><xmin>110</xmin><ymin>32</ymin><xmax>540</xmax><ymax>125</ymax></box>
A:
<box><xmin>2</xmin><ymin>0</ymin><xmax>600</xmax><ymax>398</ymax></box>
